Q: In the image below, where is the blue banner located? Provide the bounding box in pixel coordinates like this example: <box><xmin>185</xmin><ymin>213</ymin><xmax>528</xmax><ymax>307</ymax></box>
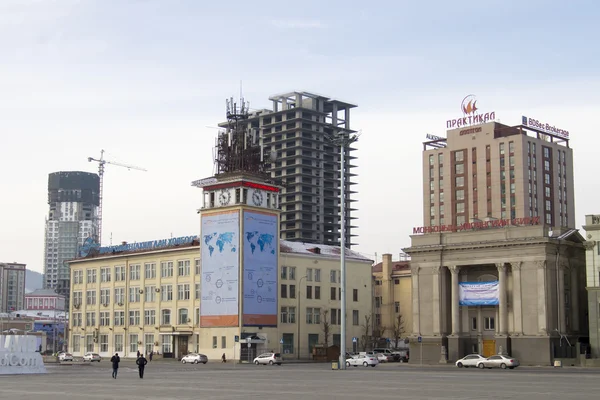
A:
<box><xmin>459</xmin><ymin>281</ymin><xmax>499</xmax><ymax>306</ymax></box>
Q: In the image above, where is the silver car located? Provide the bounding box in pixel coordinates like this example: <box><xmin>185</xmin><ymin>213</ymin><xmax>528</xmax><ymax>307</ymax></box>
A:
<box><xmin>253</xmin><ymin>352</ymin><xmax>282</xmax><ymax>365</ymax></box>
<box><xmin>181</xmin><ymin>353</ymin><xmax>208</xmax><ymax>364</ymax></box>
<box><xmin>477</xmin><ymin>354</ymin><xmax>520</xmax><ymax>369</ymax></box>
<box><xmin>455</xmin><ymin>354</ymin><xmax>486</xmax><ymax>368</ymax></box>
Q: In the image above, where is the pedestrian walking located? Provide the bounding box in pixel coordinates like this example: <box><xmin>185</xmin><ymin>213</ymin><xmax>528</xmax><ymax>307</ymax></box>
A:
<box><xmin>137</xmin><ymin>350</ymin><xmax>140</xmax><ymax>359</ymax></box>
<box><xmin>149</xmin><ymin>351</ymin><xmax>153</xmax><ymax>362</ymax></box>
<box><xmin>110</xmin><ymin>353</ymin><xmax>120</xmax><ymax>379</ymax></box>
<box><xmin>221</xmin><ymin>353</ymin><xmax>226</xmax><ymax>363</ymax></box>
<box><xmin>136</xmin><ymin>354</ymin><xmax>148</xmax><ymax>379</ymax></box>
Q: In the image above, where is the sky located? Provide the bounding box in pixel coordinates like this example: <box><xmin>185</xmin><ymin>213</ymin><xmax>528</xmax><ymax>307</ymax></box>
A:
<box><xmin>1</xmin><ymin>0</ymin><xmax>599</xmax><ymax>273</ymax></box>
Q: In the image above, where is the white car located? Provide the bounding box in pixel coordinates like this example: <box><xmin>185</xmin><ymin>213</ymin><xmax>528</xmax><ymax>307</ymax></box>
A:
<box><xmin>477</xmin><ymin>354</ymin><xmax>520</xmax><ymax>369</ymax></box>
<box><xmin>181</xmin><ymin>353</ymin><xmax>208</xmax><ymax>364</ymax></box>
<box><xmin>83</xmin><ymin>352</ymin><xmax>101</xmax><ymax>362</ymax></box>
<box><xmin>58</xmin><ymin>352</ymin><xmax>74</xmax><ymax>362</ymax></box>
<box><xmin>253</xmin><ymin>352</ymin><xmax>282</xmax><ymax>365</ymax></box>
<box><xmin>346</xmin><ymin>354</ymin><xmax>379</xmax><ymax>367</ymax></box>
<box><xmin>455</xmin><ymin>354</ymin><xmax>486</xmax><ymax>368</ymax></box>
<box><xmin>376</xmin><ymin>353</ymin><xmax>391</xmax><ymax>363</ymax></box>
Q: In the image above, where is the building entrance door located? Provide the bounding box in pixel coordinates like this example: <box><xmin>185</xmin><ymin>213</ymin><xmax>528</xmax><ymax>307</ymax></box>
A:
<box><xmin>177</xmin><ymin>336</ymin><xmax>188</xmax><ymax>359</ymax></box>
<box><xmin>483</xmin><ymin>340</ymin><xmax>495</xmax><ymax>357</ymax></box>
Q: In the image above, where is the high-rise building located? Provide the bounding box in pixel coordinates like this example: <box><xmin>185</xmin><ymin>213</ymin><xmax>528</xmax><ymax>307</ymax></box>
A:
<box><xmin>218</xmin><ymin>91</ymin><xmax>358</xmax><ymax>247</ymax></box>
<box><xmin>44</xmin><ymin>172</ymin><xmax>100</xmax><ymax>299</ymax></box>
<box><xmin>421</xmin><ymin>121</ymin><xmax>574</xmax><ymax>230</ymax></box>
<box><xmin>0</xmin><ymin>262</ymin><xmax>26</xmax><ymax>313</ymax></box>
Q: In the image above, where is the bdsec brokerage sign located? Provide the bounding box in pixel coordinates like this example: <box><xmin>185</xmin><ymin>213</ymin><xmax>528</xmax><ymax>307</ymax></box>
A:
<box><xmin>522</xmin><ymin>116</ymin><xmax>569</xmax><ymax>139</ymax></box>
<box><xmin>0</xmin><ymin>335</ymin><xmax>46</xmax><ymax>375</ymax></box>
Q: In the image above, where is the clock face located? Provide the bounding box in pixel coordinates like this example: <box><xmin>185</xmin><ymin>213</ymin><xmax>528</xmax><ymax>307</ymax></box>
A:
<box><xmin>252</xmin><ymin>190</ymin><xmax>264</xmax><ymax>206</ymax></box>
<box><xmin>218</xmin><ymin>189</ymin><xmax>231</xmax><ymax>206</ymax></box>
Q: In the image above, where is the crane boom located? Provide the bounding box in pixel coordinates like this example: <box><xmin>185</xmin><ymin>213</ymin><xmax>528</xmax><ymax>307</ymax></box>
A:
<box><xmin>87</xmin><ymin>149</ymin><xmax>147</xmax><ymax>245</ymax></box>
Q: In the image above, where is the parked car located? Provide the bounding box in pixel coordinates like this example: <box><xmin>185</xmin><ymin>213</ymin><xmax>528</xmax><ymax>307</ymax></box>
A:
<box><xmin>477</xmin><ymin>355</ymin><xmax>520</xmax><ymax>369</ymax></box>
<box><xmin>346</xmin><ymin>354</ymin><xmax>379</xmax><ymax>367</ymax></box>
<box><xmin>253</xmin><ymin>352</ymin><xmax>282</xmax><ymax>365</ymax></box>
<box><xmin>455</xmin><ymin>354</ymin><xmax>486</xmax><ymax>368</ymax></box>
<box><xmin>376</xmin><ymin>353</ymin><xmax>392</xmax><ymax>363</ymax></box>
<box><xmin>83</xmin><ymin>352</ymin><xmax>101</xmax><ymax>362</ymax></box>
<box><xmin>181</xmin><ymin>353</ymin><xmax>208</xmax><ymax>364</ymax></box>
<box><xmin>58</xmin><ymin>352</ymin><xmax>74</xmax><ymax>362</ymax></box>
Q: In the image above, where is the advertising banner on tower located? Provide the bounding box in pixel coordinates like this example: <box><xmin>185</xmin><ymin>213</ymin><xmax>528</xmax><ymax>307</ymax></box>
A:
<box><xmin>200</xmin><ymin>211</ymin><xmax>240</xmax><ymax>327</ymax></box>
<box><xmin>459</xmin><ymin>281</ymin><xmax>499</xmax><ymax>306</ymax></box>
<box><xmin>242</xmin><ymin>211</ymin><xmax>278</xmax><ymax>326</ymax></box>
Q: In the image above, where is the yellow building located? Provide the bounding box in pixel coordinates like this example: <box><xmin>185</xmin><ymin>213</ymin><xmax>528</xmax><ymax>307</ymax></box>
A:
<box><xmin>68</xmin><ymin>237</ymin><xmax>372</xmax><ymax>360</ymax></box>
<box><xmin>372</xmin><ymin>254</ymin><xmax>412</xmax><ymax>347</ymax></box>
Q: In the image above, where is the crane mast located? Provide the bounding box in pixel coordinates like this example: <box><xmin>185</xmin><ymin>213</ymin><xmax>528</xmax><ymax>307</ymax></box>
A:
<box><xmin>87</xmin><ymin>149</ymin><xmax>147</xmax><ymax>245</ymax></box>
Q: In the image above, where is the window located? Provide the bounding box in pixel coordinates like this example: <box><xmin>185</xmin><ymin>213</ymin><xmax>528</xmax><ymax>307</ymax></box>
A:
<box><xmin>195</xmin><ymin>283</ymin><xmax>200</xmax><ymax>300</ymax></box>
<box><xmin>352</xmin><ymin>310</ymin><xmax>359</xmax><ymax>325</ymax></box>
<box><xmin>162</xmin><ymin>335</ymin><xmax>172</xmax><ymax>354</ymax></box>
<box><xmin>114</xmin><ymin>311</ymin><xmax>125</xmax><ymax>326</ymax></box>
<box><xmin>330</xmin><ymin>287</ymin><xmax>336</xmax><ymax>300</ymax></box>
<box><xmin>280</xmin><ymin>306</ymin><xmax>296</xmax><ymax>323</ymax></box>
<box><xmin>375</xmin><ymin>297</ymin><xmax>381</xmax><ymax>308</ymax></box>
<box><xmin>330</xmin><ymin>270</ymin><xmax>337</xmax><ymax>283</ymax></box>
<box><xmin>115</xmin><ymin>266</ymin><xmax>126</xmax><ymax>281</ymax></box>
<box><xmin>331</xmin><ymin>308</ymin><xmax>341</xmax><ymax>325</ymax></box>
<box><xmin>499</xmin><ymin>143</ymin><xmax>505</xmax><ymax>155</ymax></box>
<box><xmin>129</xmin><ymin>287</ymin><xmax>140</xmax><ymax>303</ymax></box>
<box><xmin>145</xmin><ymin>286</ymin><xmax>156</xmax><ymax>302</ymax></box>
<box><xmin>100</xmin><ymin>267</ymin><xmax>111</xmax><ymax>282</ymax></box>
<box><xmin>395</xmin><ymin>302</ymin><xmax>400</xmax><ymax>313</ymax></box>
<box><xmin>73</xmin><ymin>270</ymin><xmax>83</xmax><ymax>284</ymax></box>
<box><xmin>195</xmin><ymin>259</ymin><xmax>201</xmax><ymax>275</ymax></box>
<box><xmin>177</xmin><ymin>260</ymin><xmax>190</xmax><ymax>276</ymax></box>
<box><xmin>281</xmin><ymin>266</ymin><xmax>288</xmax><ymax>280</ymax></box>
<box><xmin>161</xmin><ymin>309</ymin><xmax>171</xmax><ymax>325</ymax></box>
<box><xmin>129</xmin><ymin>310</ymin><xmax>140</xmax><ymax>326</ymax></box>
<box><xmin>114</xmin><ymin>335</ymin><xmax>123</xmax><ymax>353</ymax></box>
<box><xmin>72</xmin><ymin>291</ymin><xmax>82</xmax><ymax>306</ymax></box>
<box><xmin>455</xmin><ymin>176</ymin><xmax>464</xmax><ymax>187</ymax></box>
<box><xmin>545</xmin><ymin>187</ymin><xmax>551</xmax><ymax>197</ymax></box>
<box><xmin>280</xmin><ymin>307</ymin><xmax>288</xmax><ymax>324</ymax></box>
<box><xmin>130</xmin><ymin>334</ymin><xmax>139</xmax><ymax>353</ymax></box>
<box><xmin>161</xmin><ymin>261</ymin><xmax>174</xmax><ymax>278</ymax></box>
<box><xmin>144</xmin><ymin>310</ymin><xmax>156</xmax><ymax>325</ymax></box>
<box><xmin>289</xmin><ymin>285</ymin><xmax>296</xmax><ymax>299</ymax></box>
<box><xmin>281</xmin><ymin>284</ymin><xmax>288</xmax><ymax>298</ymax></box>
<box><xmin>314</xmin><ymin>269</ymin><xmax>321</xmax><ymax>282</ymax></box>
<box><xmin>114</xmin><ymin>288</ymin><xmax>124</xmax><ymax>304</ymax></box>
<box><xmin>544</xmin><ymin>173</ymin><xmax>551</xmax><ymax>185</ymax></box>
<box><xmin>429</xmin><ymin>154</ymin><xmax>434</xmax><ymax>165</ymax></box>
<box><xmin>456</xmin><ymin>189</ymin><xmax>465</xmax><ymax>201</ymax></box>
<box><xmin>129</xmin><ymin>264</ymin><xmax>141</xmax><ymax>280</ymax></box>
<box><xmin>457</xmin><ymin>215</ymin><xmax>466</xmax><ymax>225</ymax></box>
<box><xmin>484</xmin><ymin>317</ymin><xmax>495</xmax><ymax>330</ymax></box>
<box><xmin>455</xmin><ymin>164</ymin><xmax>464</xmax><ymax>174</ymax></box>
<box><xmin>100</xmin><ymin>289</ymin><xmax>110</xmax><ymax>305</ymax></box>
<box><xmin>100</xmin><ymin>334</ymin><xmax>108</xmax><ymax>352</ymax></box>
<box><xmin>471</xmin><ymin>317</ymin><xmax>477</xmax><ymax>331</ymax></box>
<box><xmin>86</xmin><ymin>335</ymin><xmax>94</xmax><ymax>352</ymax></box>
<box><xmin>178</xmin><ymin>308</ymin><xmax>189</xmax><ymax>325</ymax></box>
<box><xmin>352</xmin><ymin>288</ymin><xmax>358</xmax><ymax>302</ymax></box>
<box><xmin>221</xmin><ymin>336</ymin><xmax>227</xmax><ymax>349</ymax></box>
<box><xmin>72</xmin><ymin>335</ymin><xmax>80</xmax><ymax>353</ymax></box>
<box><xmin>454</xmin><ymin>150</ymin><xmax>464</xmax><ymax>162</ymax></box>
<box><xmin>177</xmin><ymin>284</ymin><xmax>190</xmax><ymax>300</ymax></box>
<box><xmin>144</xmin><ymin>263</ymin><xmax>156</xmax><ymax>279</ymax></box>
<box><xmin>145</xmin><ymin>334</ymin><xmax>154</xmax><ymax>355</ymax></box>
<box><xmin>289</xmin><ymin>266</ymin><xmax>296</xmax><ymax>280</ymax></box>
<box><xmin>72</xmin><ymin>312</ymin><xmax>82</xmax><ymax>327</ymax></box>
<box><xmin>85</xmin><ymin>312</ymin><xmax>96</xmax><ymax>326</ymax></box>
<box><xmin>438</xmin><ymin>153</ymin><xmax>444</xmax><ymax>164</ymax></box>
<box><xmin>86</xmin><ymin>290</ymin><xmax>96</xmax><ymax>305</ymax></box>
<box><xmin>306</xmin><ymin>268</ymin><xmax>313</xmax><ymax>281</ymax></box>
<box><xmin>87</xmin><ymin>269</ymin><xmax>97</xmax><ymax>284</ymax></box>
<box><xmin>509</xmin><ymin>141</ymin><xmax>514</xmax><ymax>153</ymax></box>
<box><xmin>456</xmin><ymin>203</ymin><xmax>465</xmax><ymax>213</ymax></box>
<box><xmin>315</xmin><ymin>286</ymin><xmax>321</xmax><ymax>300</ymax></box>
<box><xmin>306</xmin><ymin>285</ymin><xmax>312</xmax><ymax>299</ymax></box>
<box><xmin>161</xmin><ymin>285</ymin><xmax>173</xmax><ymax>301</ymax></box>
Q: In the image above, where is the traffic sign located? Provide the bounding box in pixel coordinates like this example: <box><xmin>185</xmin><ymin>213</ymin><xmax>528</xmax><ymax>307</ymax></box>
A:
<box><xmin>417</xmin><ymin>336</ymin><xmax>422</xmax><ymax>343</ymax></box>
<box><xmin>352</xmin><ymin>337</ymin><xmax>357</xmax><ymax>343</ymax></box>
<box><xmin>234</xmin><ymin>335</ymin><xmax>239</xmax><ymax>343</ymax></box>
<box><xmin>280</xmin><ymin>339</ymin><xmax>284</xmax><ymax>344</ymax></box>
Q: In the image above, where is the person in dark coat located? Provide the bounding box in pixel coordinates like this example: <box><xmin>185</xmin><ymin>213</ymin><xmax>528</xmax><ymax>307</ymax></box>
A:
<box><xmin>110</xmin><ymin>353</ymin><xmax>120</xmax><ymax>379</ymax></box>
<box><xmin>137</xmin><ymin>350</ymin><xmax>141</xmax><ymax>358</ymax></box>
<box><xmin>136</xmin><ymin>354</ymin><xmax>148</xmax><ymax>379</ymax></box>
<box><xmin>149</xmin><ymin>351</ymin><xmax>153</xmax><ymax>361</ymax></box>
<box><xmin>221</xmin><ymin>353</ymin><xmax>226</xmax><ymax>363</ymax></box>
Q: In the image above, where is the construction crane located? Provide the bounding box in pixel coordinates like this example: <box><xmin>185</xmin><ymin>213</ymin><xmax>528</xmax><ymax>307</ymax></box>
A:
<box><xmin>88</xmin><ymin>149</ymin><xmax>147</xmax><ymax>245</ymax></box>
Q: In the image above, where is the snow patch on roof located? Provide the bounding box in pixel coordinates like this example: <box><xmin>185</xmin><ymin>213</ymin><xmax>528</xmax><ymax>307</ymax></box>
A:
<box><xmin>280</xmin><ymin>240</ymin><xmax>372</xmax><ymax>262</ymax></box>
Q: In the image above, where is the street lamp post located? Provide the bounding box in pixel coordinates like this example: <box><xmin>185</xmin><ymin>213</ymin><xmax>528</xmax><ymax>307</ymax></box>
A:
<box><xmin>297</xmin><ymin>276</ymin><xmax>307</xmax><ymax>360</ymax></box>
<box><xmin>330</xmin><ymin>129</ymin><xmax>359</xmax><ymax>370</ymax></box>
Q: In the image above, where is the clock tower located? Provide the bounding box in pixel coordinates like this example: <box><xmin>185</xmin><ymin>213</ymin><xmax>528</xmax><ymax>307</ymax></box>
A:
<box><xmin>192</xmin><ymin>96</ymin><xmax>282</xmax><ymax>360</ymax></box>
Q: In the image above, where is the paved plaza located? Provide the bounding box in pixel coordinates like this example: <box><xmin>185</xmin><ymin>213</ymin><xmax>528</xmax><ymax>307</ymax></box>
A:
<box><xmin>1</xmin><ymin>361</ymin><xmax>599</xmax><ymax>400</ymax></box>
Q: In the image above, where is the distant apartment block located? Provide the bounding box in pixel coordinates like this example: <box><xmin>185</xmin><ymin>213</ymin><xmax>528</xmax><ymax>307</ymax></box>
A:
<box><xmin>0</xmin><ymin>262</ymin><xmax>26</xmax><ymax>313</ymax></box>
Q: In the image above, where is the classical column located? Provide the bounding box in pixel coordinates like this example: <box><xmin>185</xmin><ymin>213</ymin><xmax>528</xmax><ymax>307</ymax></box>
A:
<box><xmin>570</xmin><ymin>265</ymin><xmax>579</xmax><ymax>332</ymax></box>
<box><xmin>432</xmin><ymin>266</ymin><xmax>441</xmax><ymax>336</ymax></box>
<box><xmin>558</xmin><ymin>263</ymin><xmax>566</xmax><ymax>333</ymax></box>
<box><xmin>496</xmin><ymin>263</ymin><xmax>508</xmax><ymax>335</ymax></box>
<box><xmin>537</xmin><ymin>260</ymin><xmax>547</xmax><ymax>335</ymax></box>
<box><xmin>411</xmin><ymin>265</ymin><xmax>421</xmax><ymax>335</ymax></box>
<box><xmin>449</xmin><ymin>265</ymin><xmax>460</xmax><ymax>335</ymax></box>
<box><xmin>511</xmin><ymin>262</ymin><xmax>523</xmax><ymax>335</ymax></box>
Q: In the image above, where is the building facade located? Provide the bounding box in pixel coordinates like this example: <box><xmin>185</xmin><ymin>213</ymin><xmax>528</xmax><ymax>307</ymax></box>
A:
<box><xmin>44</xmin><ymin>171</ymin><xmax>100</xmax><ymax>299</ymax></box>
<box><xmin>372</xmin><ymin>254</ymin><xmax>412</xmax><ymax>347</ymax></box>
<box><xmin>422</xmin><ymin>121</ymin><xmax>574</xmax><ymax>231</ymax></box>
<box><xmin>218</xmin><ymin>91</ymin><xmax>359</xmax><ymax>246</ymax></box>
<box><xmin>0</xmin><ymin>262</ymin><xmax>26</xmax><ymax>313</ymax></box>
<box><xmin>25</xmin><ymin>289</ymin><xmax>66</xmax><ymax>312</ymax></box>
<box><xmin>583</xmin><ymin>214</ymin><xmax>600</xmax><ymax>361</ymax></box>
<box><xmin>67</xmin><ymin>239</ymin><xmax>372</xmax><ymax>360</ymax></box>
<box><xmin>408</xmin><ymin>111</ymin><xmax>585</xmax><ymax>366</ymax></box>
